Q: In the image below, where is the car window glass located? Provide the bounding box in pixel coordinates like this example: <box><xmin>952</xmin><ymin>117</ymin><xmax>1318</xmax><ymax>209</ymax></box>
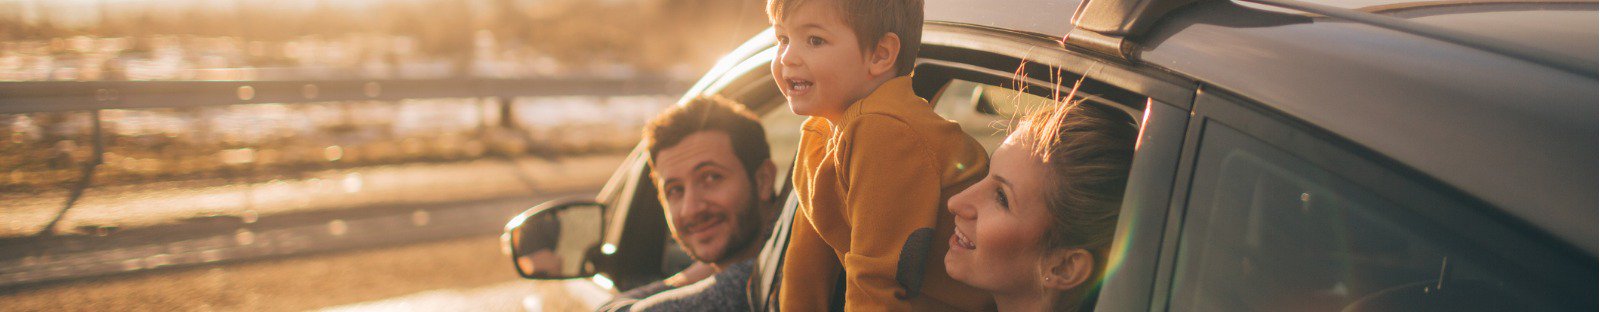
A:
<box><xmin>1169</xmin><ymin>123</ymin><xmax>1554</xmax><ymax>312</ymax></box>
<box><xmin>931</xmin><ymin>79</ymin><xmax>1056</xmax><ymax>153</ymax></box>
<box><xmin>931</xmin><ymin>79</ymin><xmax>1140</xmax><ymax>153</ymax></box>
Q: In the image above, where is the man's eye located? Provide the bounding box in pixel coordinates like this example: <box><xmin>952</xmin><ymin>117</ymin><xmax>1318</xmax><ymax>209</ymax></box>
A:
<box><xmin>704</xmin><ymin>173</ymin><xmax>723</xmax><ymax>184</ymax></box>
<box><xmin>807</xmin><ymin>36</ymin><xmax>825</xmax><ymax>46</ymax></box>
<box><xmin>666</xmin><ymin>186</ymin><xmax>683</xmax><ymax>198</ymax></box>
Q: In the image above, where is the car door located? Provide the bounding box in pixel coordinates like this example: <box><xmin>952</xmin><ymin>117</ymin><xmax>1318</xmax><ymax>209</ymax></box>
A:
<box><xmin>1132</xmin><ymin>88</ymin><xmax>1596</xmax><ymax>312</ymax></box>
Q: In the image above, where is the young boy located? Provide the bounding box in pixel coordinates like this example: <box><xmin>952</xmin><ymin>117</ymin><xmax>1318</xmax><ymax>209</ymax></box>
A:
<box><xmin>769</xmin><ymin>0</ymin><xmax>994</xmax><ymax>310</ymax></box>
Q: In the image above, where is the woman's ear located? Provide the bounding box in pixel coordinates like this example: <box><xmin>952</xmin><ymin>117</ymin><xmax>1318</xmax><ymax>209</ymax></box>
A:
<box><xmin>868</xmin><ymin>32</ymin><xmax>901</xmax><ymax>77</ymax></box>
<box><xmin>1040</xmin><ymin>248</ymin><xmax>1095</xmax><ymax>291</ymax></box>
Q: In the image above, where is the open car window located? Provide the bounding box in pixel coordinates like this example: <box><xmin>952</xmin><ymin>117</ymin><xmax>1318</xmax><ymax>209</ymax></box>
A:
<box><xmin>930</xmin><ymin>78</ymin><xmax>1143</xmax><ymax>153</ymax></box>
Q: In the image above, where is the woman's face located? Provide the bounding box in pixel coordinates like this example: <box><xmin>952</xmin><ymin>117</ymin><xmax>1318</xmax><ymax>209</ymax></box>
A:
<box><xmin>945</xmin><ymin>134</ymin><xmax>1056</xmax><ymax>295</ymax></box>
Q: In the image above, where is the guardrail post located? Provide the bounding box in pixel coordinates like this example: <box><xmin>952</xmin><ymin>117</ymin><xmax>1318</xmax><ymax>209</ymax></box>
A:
<box><xmin>38</xmin><ymin>89</ymin><xmax>113</xmax><ymax>236</ymax></box>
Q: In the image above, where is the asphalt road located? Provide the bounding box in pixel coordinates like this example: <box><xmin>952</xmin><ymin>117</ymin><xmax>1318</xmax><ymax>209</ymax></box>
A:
<box><xmin>0</xmin><ymin>234</ymin><xmax>599</xmax><ymax>311</ymax></box>
<box><xmin>0</xmin><ymin>149</ymin><xmax>631</xmax><ymax>311</ymax></box>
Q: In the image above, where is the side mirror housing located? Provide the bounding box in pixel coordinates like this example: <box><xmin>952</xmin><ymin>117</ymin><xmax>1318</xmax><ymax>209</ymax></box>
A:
<box><xmin>501</xmin><ymin>199</ymin><xmax>605</xmax><ymax>279</ymax></box>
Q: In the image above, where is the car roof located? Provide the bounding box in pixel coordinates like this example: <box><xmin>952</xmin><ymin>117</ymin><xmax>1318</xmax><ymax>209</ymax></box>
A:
<box><xmin>925</xmin><ymin>0</ymin><xmax>1079</xmax><ymax>38</ymax></box>
<box><xmin>927</xmin><ymin>0</ymin><xmax>1598</xmax><ymax>253</ymax></box>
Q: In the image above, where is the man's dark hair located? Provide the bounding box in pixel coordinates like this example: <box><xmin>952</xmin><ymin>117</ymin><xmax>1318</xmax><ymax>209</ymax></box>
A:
<box><xmin>644</xmin><ymin>95</ymin><xmax>771</xmax><ymax>177</ymax></box>
<box><xmin>768</xmin><ymin>0</ymin><xmax>924</xmax><ymax>76</ymax></box>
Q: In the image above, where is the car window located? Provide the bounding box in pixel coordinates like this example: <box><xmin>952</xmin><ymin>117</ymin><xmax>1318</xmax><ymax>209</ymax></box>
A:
<box><xmin>760</xmin><ymin>98</ymin><xmax>808</xmax><ymax>188</ymax></box>
<box><xmin>1168</xmin><ymin>123</ymin><xmax>1555</xmax><ymax>311</ymax></box>
<box><xmin>931</xmin><ymin>79</ymin><xmax>1056</xmax><ymax>152</ymax></box>
<box><xmin>931</xmin><ymin>79</ymin><xmax>1141</xmax><ymax>153</ymax></box>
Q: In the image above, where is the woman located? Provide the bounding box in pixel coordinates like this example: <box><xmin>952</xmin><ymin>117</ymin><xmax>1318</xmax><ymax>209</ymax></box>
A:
<box><xmin>944</xmin><ymin>101</ymin><xmax>1138</xmax><ymax>312</ymax></box>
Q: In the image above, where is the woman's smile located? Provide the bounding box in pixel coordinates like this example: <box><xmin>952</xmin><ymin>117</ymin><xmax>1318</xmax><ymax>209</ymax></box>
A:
<box><xmin>951</xmin><ymin>227</ymin><xmax>976</xmax><ymax>250</ymax></box>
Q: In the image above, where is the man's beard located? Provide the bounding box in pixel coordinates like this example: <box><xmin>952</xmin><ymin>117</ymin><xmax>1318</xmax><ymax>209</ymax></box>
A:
<box><xmin>682</xmin><ymin>176</ymin><xmax>764</xmax><ymax>263</ymax></box>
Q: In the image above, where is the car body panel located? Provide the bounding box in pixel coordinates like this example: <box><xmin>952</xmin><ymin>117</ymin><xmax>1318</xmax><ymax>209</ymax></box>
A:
<box><xmin>925</xmin><ymin>0</ymin><xmax>1079</xmax><ymax>38</ymax></box>
<box><xmin>1139</xmin><ymin>1</ymin><xmax>1597</xmax><ymax>253</ymax></box>
<box><xmin>1387</xmin><ymin>3</ymin><xmax>1598</xmax><ymax>66</ymax></box>
<box><xmin>1096</xmin><ymin>100</ymin><xmax>1194</xmax><ymax>312</ymax></box>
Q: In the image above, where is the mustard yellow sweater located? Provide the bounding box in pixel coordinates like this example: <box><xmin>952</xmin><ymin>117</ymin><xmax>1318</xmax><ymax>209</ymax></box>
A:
<box><xmin>779</xmin><ymin>76</ymin><xmax>994</xmax><ymax>311</ymax></box>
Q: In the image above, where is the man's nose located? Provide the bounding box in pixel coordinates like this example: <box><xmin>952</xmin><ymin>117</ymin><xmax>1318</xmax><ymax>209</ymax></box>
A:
<box><xmin>681</xmin><ymin>187</ymin><xmax>709</xmax><ymax>216</ymax></box>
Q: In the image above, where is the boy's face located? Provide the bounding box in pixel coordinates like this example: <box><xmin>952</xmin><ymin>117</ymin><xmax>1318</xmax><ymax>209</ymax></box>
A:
<box><xmin>772</xmin><ymin>1</ymin><xmax>877</xmax><ymax>121</ymax></box>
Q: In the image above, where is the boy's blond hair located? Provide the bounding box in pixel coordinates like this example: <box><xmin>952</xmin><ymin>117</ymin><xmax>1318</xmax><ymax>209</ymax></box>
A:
<box><xmin>767</xmin><ymin>0</ymin><xmax>923</xmax><ymax>76</ymax></box>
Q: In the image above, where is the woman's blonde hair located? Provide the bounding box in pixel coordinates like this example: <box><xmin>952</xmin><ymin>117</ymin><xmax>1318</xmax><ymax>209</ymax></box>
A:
<box><xmin>1011</xmin><ymin>100</ymin><xmax>1137</xmax><ymax>311</ymax></box>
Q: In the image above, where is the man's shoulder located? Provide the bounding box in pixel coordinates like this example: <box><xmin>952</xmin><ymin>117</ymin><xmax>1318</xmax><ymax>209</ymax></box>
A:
<box><xmin>720</xmin><ymin>259</ymin><xmax>757</xmax><ymax>281</ymax></box>
<box><xmin>607</xmin><ymin>260</ymin><xmax>758</xmax><ymax>312</ymax></box>
<box><xmin>597</xmin><ymin>280</ymin><xmax>674</xmax><ymax>312</ymax></box>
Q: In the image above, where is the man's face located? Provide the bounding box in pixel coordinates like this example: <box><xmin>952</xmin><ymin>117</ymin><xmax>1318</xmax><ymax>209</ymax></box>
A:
<box><xmin>652</xmin><ymin>131</ymin><xmax>764</xmax><ymax>263</ymax></box>
<box><xmin>771</xmin><ymin>0</ymin><xmax>877</xmax><ymax>121</ymax></box>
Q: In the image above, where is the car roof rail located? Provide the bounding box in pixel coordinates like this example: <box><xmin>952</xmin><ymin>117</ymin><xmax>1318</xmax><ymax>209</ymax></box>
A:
<box><xmin>1066</xmin><ymin>0</ymin><xmax>1202</xmax><ymax>60</ymax></box>
<box><xmin>1066</xmin><ymin>0</ymin><xmax>1597</xmax><ymax>77</ymax></box>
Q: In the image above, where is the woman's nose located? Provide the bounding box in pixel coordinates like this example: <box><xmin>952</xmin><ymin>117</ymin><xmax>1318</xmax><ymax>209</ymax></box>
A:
<box><xmin>948</xmin><ymin>188</ymin><xmax>977</xmax><ymax>220</ymax></box>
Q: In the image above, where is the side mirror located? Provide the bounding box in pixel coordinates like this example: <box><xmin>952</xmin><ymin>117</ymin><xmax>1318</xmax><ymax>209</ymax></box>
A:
<box><xmin>502</xmin><ymin>200</ymin><xmax>604</xmax><ymax>279</ymax></box>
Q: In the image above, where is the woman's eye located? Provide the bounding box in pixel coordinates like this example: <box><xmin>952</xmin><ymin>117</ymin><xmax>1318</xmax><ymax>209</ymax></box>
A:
<box><xmin>995</xmin><ymin>187</ymin><xmax>1011</xmax><ymax>210</ymax></box>
<box><xmin>807</xmin><ymin>36</ymin><xmax>825</xmax><ymax>46</ymax></box>
<box><xmin>776</xmin><ymin>35</ymin><xmax>789</xmax><ymax>45</ymax></box>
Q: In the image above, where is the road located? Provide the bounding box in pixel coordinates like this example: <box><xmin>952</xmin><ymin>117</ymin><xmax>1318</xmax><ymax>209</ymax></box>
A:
<box><xmin>0</xmin><ymin>153</ymin><xmax>633</xmax><ymax>311</ymax></box>
<box><xmin>0</xmin><ymin>234</ymin><xmax>602</xmax><ymax>312</ymax></box>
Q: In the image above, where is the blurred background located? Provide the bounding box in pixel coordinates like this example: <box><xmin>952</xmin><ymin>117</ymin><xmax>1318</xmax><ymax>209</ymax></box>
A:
<box><xmin>0</xmin><ymin>0</ymin><xmax>767</xmax><ymax>310</ymax></box>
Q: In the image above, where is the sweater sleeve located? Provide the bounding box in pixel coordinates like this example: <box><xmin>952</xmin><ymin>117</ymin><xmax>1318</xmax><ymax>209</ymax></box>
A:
<box><xmin>596</xmin><ymin>280</ymin><xmax>673</xmax><ymax>312</ymax></box>
<box><xmin>838</xmin><ymin>115</ymin><xmax>942</xmax><ymax>311</ymax></box>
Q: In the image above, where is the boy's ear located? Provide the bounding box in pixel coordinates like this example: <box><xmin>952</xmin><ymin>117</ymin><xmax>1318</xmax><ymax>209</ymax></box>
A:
<box><xmin>1040</xmin><ymin>248</ymin><xmax>1095</xmax><ymax>291</ymax></box>
<box><xmin>868</xmin><ymin>32</ymin><xmax>901</xmax><ymax>77</ymax></box>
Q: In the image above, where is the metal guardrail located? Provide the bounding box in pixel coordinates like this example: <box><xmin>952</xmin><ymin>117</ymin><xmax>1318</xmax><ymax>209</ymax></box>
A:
<box><xmin>0</xmin><ymin>77</ymin><xmax>689</xmax><ymax>114</ymax></box>
<box><xmin>0</xmin><ymin>192</ymin><xmax>593</xmax><ymax>289</ymax></box>
<box><xmin>0</xmin><ymin>76</ymin><xmax>687</xmax><ymax>289</ymax></box>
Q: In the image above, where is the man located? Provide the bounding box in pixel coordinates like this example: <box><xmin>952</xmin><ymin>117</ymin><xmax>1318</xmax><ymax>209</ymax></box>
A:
<box><xmin>598</xmin><ymin>95</ymin><xmax>778</xmax><ymax>311</ymax></box>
